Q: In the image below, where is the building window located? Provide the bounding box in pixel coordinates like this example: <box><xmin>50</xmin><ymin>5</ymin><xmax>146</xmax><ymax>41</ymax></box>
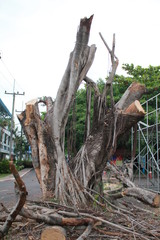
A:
<box><xmin>4</xmin><ymin>133</ymin><xmax>7</xmax><ymax>144</ymax></box>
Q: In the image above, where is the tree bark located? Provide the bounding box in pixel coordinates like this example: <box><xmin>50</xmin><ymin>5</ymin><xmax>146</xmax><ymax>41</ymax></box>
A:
<box><xmin>73</xmin><ymin>93</ymin><xmax>146</xmax><ymax>191</ymax></box>
<box><xmin>17</xmin><ymin>16</ymin><xmax>155</xmax><ymax>208</ymax></box>
<box><xmin>18</xmin><ymin>98</ymin><xmax>56</xmax><ymax>199</ymax></box>
<box><xmin>0</xmin><ymin>162</ymin><xmax>27</xmax><ymax>239</ymax></box>
<box><xmin>107</xmin><ymin>163</ymin><xmax>160</xmax><ymax>207</ymax></box>
<box><xmin>123</xmin><ymin>187</ymin><xmax>160</xmax><ymax>207</ymax></box>
<box><xmin>18</xmin><ymin>16</ymin><xmax>96</xmax><ymax>206</ymax></box>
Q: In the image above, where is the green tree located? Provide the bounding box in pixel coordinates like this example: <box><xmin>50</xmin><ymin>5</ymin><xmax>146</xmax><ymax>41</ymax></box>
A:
<box><xmin>14</xmin><ymin>128</ymin><xmax>29</xmax><ymax>160</ymax></box>
<box><xmin>122</xmin><ymin>64</ymin><xmax>160</xmax><ymax>98</ymax></box>
<box><xmin>66</xmin><ymin>64</ymin><xmax>160</xmax><ymax>157</ymax></box>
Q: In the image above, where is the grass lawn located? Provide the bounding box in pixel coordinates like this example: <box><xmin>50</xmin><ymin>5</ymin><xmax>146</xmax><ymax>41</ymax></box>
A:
<box><xmin>0</xmin><ymin>173</ymin><xmax>10</xmax><ymax>178</ymax></box>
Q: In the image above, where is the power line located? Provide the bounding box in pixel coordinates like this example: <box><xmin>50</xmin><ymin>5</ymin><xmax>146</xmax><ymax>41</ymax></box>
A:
<box><xmin>0</xmin><ymin>54</ymin><xmax>16</xmax><ymax>81</ymax></box>
<box><xmin>0</xmin><ymin>53</ymin><xmax>25</xmax><ymax>94</ymax></box>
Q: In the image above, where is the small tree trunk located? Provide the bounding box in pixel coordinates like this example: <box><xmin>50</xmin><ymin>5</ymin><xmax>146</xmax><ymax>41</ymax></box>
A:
<box><xmin>84</xmin><ymin>83</ymin><xmax>92</xmax><ymax>140</ymax></box>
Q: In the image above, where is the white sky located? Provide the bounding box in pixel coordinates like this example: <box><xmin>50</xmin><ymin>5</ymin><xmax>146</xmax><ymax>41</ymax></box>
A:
<box><xmin>0</xmin><ymin>0</ymin><xmax>160</xmax><ymax>124</ymax></box>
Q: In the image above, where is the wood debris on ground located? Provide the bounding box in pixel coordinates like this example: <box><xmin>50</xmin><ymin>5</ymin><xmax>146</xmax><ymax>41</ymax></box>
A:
<box><xmin>0</xmin><ymin>162</ymin><xmax>160</xmax><ymax>240</ymax></box>
<box><xmin>1</xmin><ymin>196</ymin><xmax>160</xmax><ymax>240</ymax></box>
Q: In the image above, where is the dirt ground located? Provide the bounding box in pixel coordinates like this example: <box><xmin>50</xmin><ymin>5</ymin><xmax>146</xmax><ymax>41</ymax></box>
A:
<box><xmin>1</xmin><ymin>173</ymin><xmax>160</xmax><ymax>240</ymax></box>
<box><xmin>1</xmin><ymin>194</ymin><xmax>159</xmax><ymax>240</ymax></box>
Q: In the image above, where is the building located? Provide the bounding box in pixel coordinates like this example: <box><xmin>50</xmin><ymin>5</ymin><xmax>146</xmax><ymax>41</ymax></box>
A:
<box><xmin>0</xmin><ymin>98</ymin><xmax>14</xmax><ymax>159</ymax></box>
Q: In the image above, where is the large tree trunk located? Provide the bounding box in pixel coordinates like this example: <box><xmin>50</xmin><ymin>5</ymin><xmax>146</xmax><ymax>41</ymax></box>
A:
<box><xmin>18</xmin><ymin>16</ymin><xmax>96</xmax><ymax>206</ymax></box>
<box><xmin>18</xmin><ymin>16</ymin><xmax>155</xmax><ymax>208</ymax></box>
<box><xmin>73</xmin><ymin>82</ymin><xmax>146</xmax><ymax>190</ymax></box>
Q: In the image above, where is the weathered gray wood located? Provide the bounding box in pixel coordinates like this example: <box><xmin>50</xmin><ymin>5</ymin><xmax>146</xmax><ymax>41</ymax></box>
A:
<box><xmin>17</xmin><ymin>16</ymin><xmax>156</xmax><ymax>209</ymax></box>
<box><xmin>107</xmin><ymin>164</ymin><xmax>160</xmax><ymax>207</ymax></box>
<box><xmin>18</xmin><ymin>16</ymin><xmax>96</xmax><ymax>206</ymax></box>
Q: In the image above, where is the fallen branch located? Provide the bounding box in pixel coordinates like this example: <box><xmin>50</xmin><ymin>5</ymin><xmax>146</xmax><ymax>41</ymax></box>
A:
<box><xmin>1</xmin><ymin>197</ymin><xmax>158</xmax><ymax>239</ymax></box>
<box><xmin>77</xmin><ymin>223</ymin><xmax>93</xmax><ymax>240</ymax></box>
<box><xmin>123</xmin><ymin>187</ymin><xmax>160</xmax><ymax>208</ymax></box>
<box><xmin>17</xmin><ymin>201</ymin><xmax>157</xmax><ymax>240</ymax></box>
<box><xmin>107</xmin><ymin>163</ymin><xmax>160</xmax><ymax>207</ymax></box>
<box><xmin>80</xmin><ymin>212</ymin><xmax>150</xmax><ymax>240</ymax></box>
<box><xmin>20</xmin><ymin>207</ymin><xmax>95</xmax><ymax>227</ymax></box>
<box><xmin>0</xmin><ymin>161</ymin><xmax>27</xmax><ymax>239</ymax></box>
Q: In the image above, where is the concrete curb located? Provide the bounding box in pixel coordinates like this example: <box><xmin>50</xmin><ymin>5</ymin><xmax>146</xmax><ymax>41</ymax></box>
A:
<box><xmin>20</xmin><ymin>168</ymin><xmax>33</xmax><ymax>178</ymax></box>
<box><xmin>0</xmin><ymin>168</ymin><xmax>33</xmax><ymax>182</ymax></box>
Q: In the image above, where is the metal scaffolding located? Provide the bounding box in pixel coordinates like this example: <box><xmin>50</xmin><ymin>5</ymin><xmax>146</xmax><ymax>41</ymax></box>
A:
<box><xmin>132</xmin><ymin>93</ymin><xmax>160</xmax><ymax>193</ymax></box>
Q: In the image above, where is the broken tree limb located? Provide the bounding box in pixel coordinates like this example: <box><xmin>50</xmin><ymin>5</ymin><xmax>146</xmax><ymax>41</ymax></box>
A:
<box><xmin>0</xmin><ymin>162</ymin><xmax>27</xmax><ymax>239</ymax></box>
<box><xmin>19</xmin><ymin>206</ymin><xmax>96</xmax><ymax>240</ymax></box>
<box><xmin>123</xmin><ymin>187</ymin><xmax>160</xmax><ymax>208</ymax></box>
<box><xmin>77</xmin><ymin>222</ymin><xmax>93</xmax><ymax>240</ymax></box>
<box><xmin>107</xmin><ymin>163</ymin><xmax>160</xmax><ymax>208</ymax></box>
<box><xmin>115</xmin><ymin>82</ymin><xmax>146</xmax><ymax>110</ymax></box>
<box><xmin>99</xmin><ymin>33</ymin><xmax>119</xmax><ymax>118</ymax></box>
<box><xmin>14</xmin><ymin>199</ymin><xmax>159</xmax><ymax>239</ymax></box>
<box><xmin>84</xmin><ymin>76</ymin><xmax>100</xmax><ymax>97</ymax></box>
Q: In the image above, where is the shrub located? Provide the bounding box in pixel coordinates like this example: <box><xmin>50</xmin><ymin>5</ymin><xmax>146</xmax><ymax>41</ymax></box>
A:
<box><xmin>0</xmin><ymin>160</ymin><xmax>10</xmax><ymax>173</ymax></box>
<box><xmin>16</xmin><ymin>159</ymin><xmax>33</xmax><ymax>168</ymax></box>
<box><xmin>23</xmin><ymin>160</ymin><xmax>33</xmax><ymax>168</ymax></box>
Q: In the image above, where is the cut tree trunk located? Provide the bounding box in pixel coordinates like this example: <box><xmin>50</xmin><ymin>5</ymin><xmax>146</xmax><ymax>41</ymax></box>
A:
<box><xmin>18</xmin><ymin>16</ymin><xmax>96</xmax><ymax>206</ymax></box>
<box><xmin>107</xmin><ymin>164</ymin><xmax>160</xmax><ymax>207</ymax></box>
<box><xmin>41</xmin><ymin>226</ymin><xmax>66</xmax><ymax>240</ymax></box>
<box><xmin>18</xmin><ymin>16</ymin><xmax>156</xmax><ymax>208</ymax></box>
<box><xmin>123</xmin><ymin>187</ymin><xmax>160</xmax><ymax>207</ymax></box>
<box><xmin>73</xmin><ymin>84</ymin><xmax>146</xmax><ymax>192</ymax></box>
<box><xmin>18</xmin><ymin>99</ymin><xmax>56</xmax><ymax>199</ymax></box>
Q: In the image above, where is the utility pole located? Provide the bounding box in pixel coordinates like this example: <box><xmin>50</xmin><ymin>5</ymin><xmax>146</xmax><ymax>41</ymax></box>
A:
<box><xmin>5</xmin><ymin>81</ymin><xmax>25</xmax><ymax>160</ymax></box>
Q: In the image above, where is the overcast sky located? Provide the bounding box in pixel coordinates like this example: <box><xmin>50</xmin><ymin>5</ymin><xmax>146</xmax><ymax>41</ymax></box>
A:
<box><xmin>0</xmin><ymin>0</ymin><xmax>160</xmax><ymax>120</ymax></box>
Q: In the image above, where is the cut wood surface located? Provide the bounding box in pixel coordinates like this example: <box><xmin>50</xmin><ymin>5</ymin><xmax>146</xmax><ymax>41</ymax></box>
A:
<box><xmin>41</xmin><ymin>226</ymin><xmax>66</xmax><ymax>240</ymax></box>
<box><xmin>124</xmin><ymin>100</ymin><xmax>146</xmax><ymax>115</ymax></box>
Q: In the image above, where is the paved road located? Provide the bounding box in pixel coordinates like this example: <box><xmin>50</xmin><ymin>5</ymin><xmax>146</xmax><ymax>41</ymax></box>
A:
<box><xmin>0</xmin><ymin>169</ymin><xmax>42</xmax><ymax>208</ymax></box>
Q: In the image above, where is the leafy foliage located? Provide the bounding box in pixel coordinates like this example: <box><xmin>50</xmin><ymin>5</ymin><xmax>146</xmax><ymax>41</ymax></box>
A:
<box><xmin>0</xmin><ymin>118</ymin><xmax>11</xmax><ymax>129</ymax></box>
<box><xmin>122</xmin><ymin>64</ymin><xmax>160</xmax><ymax>99</ymax></box>
<box><xmin>0</xmin><ymin>159</ymin><xmax>10</xmax><ymax>173</ymax></box>
<box><xmin>14</xmin><ymin>128</ymin><xmax>29</xmax><ymax>160</ymax></box>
